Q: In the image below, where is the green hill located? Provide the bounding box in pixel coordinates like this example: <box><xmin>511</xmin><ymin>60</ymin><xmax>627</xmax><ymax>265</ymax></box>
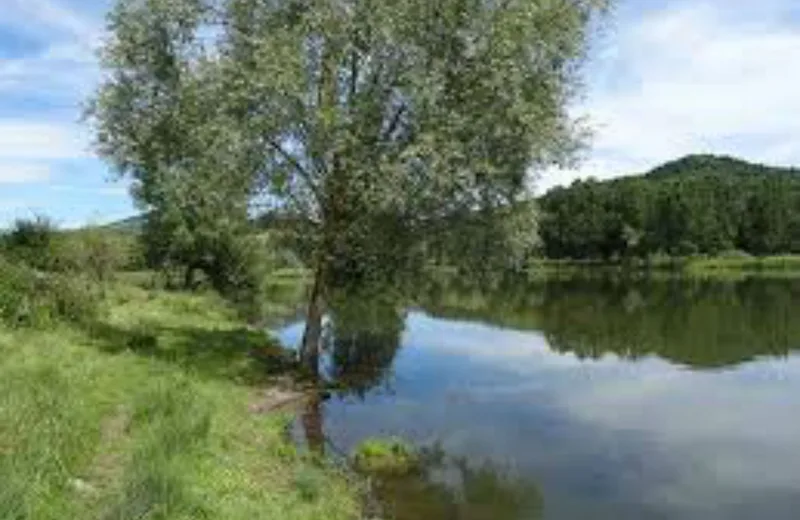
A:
<box><xmin>645</xmin><ymin>154</ymin><xmax>799</xmax><ymax>179</ymax></box>
<box><xmin>539</xmin><ymin>154</ymin><xmax>800</xmax><ymax>259</ymax></box>
<box><xmin>103</xmin><ymin>214</ymin><xmax>145</xmax><ymax>233</ymax></box>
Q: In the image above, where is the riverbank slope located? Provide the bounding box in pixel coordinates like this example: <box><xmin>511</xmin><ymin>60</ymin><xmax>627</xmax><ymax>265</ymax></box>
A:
<box><xmin>0</xmin><ymin>279</ymin><xmax>359</xmax><ymax>519</ymax></box>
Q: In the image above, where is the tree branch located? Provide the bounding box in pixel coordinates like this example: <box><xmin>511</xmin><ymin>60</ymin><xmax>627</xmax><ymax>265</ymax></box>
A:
<box><xmin>380</xmin><ymin>102</ymin><xmax>407</xmax><ymax>143</ymax></box>
<box><xmin>349</xmin><ymin>49</ymin><xmax>359</xmax><ymax>104</ymax></box>
<box><xmin>267</xmin><ymin>138</ymin><xmax>322</xmax><ymax>204</ymax></box>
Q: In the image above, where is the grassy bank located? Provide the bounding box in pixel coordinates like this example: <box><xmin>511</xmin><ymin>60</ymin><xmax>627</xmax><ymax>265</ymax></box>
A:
<box><xmin>683</xmin><ymin>255</ymin><xmax>800</xmax><ymax>276</ymax></box>
<box><xmin>530</xmin><ymin>255</ymin><xmax>800</xmax><ymax>279</ymax></box>
<box><xmin>0</xmin><ymin>278</ymin><xmax>360</xmax><ymax>520</ymax></box>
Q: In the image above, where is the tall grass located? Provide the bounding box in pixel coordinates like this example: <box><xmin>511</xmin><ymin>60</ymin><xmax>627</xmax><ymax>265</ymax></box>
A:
<box><xmin>0</xmin><ymin>283</ymin><xmax>360</xmax><ymax>520</ymax></box>
<box><xmin>0</xmin><ymin>257</ymin><xmax>101</xmax><ymax>328</ymax></box>
<box><xmin>101</xmin><ymin>377</ymin><xmax>212</xmax><ymax>519</ymax></box>
<box><xmin>0</xmin><ymin>331</ymin><xmax>107</xmax><ymax>520</ymax></box>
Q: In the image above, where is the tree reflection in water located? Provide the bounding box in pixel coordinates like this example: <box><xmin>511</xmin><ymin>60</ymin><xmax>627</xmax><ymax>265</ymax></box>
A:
<box><xmin>422</xmin><ymin>274</ymin><xmax>800</xmax><ymax>368</ymax></box>
<box><xmin>297</xmin><ymin>283</ymin><xmax>545</xmax><ymax>519</ymax></box>
<box><xmin>296</xmin><ymin>273</ymin><xmax>800</xmax><ymax>519</ymax></box>
<box><xmin>299</xmin><ymin>288</ymin><xmax>406</xmax><ymax>456</ymax></box>
<box><xmin>369</xmin><ymin>445</ymin><xmax>543</xmax><ymax>520</ymax></box>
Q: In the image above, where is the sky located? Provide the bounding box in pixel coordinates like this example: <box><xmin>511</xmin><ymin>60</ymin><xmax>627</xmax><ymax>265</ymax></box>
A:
<box><xmin>2</xmin><ymin>0</ymin><xmax>800</xmax><ymax>227</ymax></box>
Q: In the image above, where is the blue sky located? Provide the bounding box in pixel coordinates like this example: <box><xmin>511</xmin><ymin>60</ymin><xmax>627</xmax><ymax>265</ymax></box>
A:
<box><xmin>2</xmin><ymin>0</ymin><xmax>800</xmax><ymax>227</ymax></box>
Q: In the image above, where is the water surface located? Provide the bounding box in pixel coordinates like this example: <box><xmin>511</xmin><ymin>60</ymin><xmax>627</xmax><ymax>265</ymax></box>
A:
<box><xmin>281</xmin><ymin>277</ymin><xmax>800</xmax><ymax>519</ymax></box>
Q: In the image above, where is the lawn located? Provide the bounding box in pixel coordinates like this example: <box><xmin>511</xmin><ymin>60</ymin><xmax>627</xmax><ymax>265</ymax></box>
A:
<box><xmin>0</xmin><ymin>281</ymin><xmax>360</xmax><ymax>520</ymax></box>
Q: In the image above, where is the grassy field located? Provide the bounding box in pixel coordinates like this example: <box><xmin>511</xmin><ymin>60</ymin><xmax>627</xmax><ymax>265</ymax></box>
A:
<box><xmin>529</xmin><ymin>255</ymin><xmax>800</xmax><ymax>279</ymax></box>
<box><xmin>0</xmin><ymin>279</ymin><xmax>360</xmax><ymax>520</ymax></box>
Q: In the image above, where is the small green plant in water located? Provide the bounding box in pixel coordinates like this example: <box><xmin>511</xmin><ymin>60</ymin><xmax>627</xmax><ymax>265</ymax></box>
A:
<box><xmin>352</xmin><ymin>437</ymin><xmax>418</xmax><ymax>475</ymax></box>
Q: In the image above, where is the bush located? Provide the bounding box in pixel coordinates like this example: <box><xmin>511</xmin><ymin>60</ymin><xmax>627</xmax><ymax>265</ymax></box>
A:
<box><xmin>2</xmin><ymin>216</ymin><xmax>142</xmax><ymax>280</ymax></box>
<box><xmin>2</xmin><ymin>215</ymin><xmax>59</xmax><ymax>270</ymax></box>
<box><xmin>0</xmin><ymin>257</ymin><xmax>100</xmax><ymax>328</ymax></box>
<box><xmin>51</xmin><ymin>228</ymin><xmax>137</xmax><ymax>282</ymax></box>
<box><xmin>675</xmin><ymin>239</ymin><xmax>699</xmax><ymax>257</ymax></box>
<box><xmin>718</xmin><ymin>249</ymin><xmax>754</xmax><ymax>259</ymax></box>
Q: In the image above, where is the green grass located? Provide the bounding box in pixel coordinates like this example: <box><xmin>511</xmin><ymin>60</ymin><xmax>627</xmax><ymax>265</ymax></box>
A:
<box><xmin>0</xmin><ymin>281</ymin><xmax>360</xmax><ymax>520</ymax></box>
<box><xmin>684</xmin><ymin>255</ymin><xmax>800</xmax><ymax>276</ymax></box>
<box><xmin>529</xmin><ymin>255</ymin><xmax>800</xmax><ymax>279</ymax></box>
<box><xmin>352</xmin><ymin>438</ymin><xmax>418</xmax><ymax>476</ymax></box>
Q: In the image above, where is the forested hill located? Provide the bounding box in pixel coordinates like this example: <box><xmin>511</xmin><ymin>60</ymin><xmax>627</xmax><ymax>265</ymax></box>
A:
<box><xmin>103</xmin><ymin>214</ymin><xmax>145</xmax><ymax>233</ymax></box>
<box><xmin>539</xmin><ymin>154</ymin><xmax>800</xmax><ymax>259</ymax></box>
<box><xmin>646</xmin><ymin>154</ymin><xmax>799</xmax><ymax>179</ymax></box>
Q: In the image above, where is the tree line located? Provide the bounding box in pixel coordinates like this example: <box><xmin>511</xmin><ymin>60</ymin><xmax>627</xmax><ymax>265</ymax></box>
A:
<box><xmin>539</xmin><ymin>154</ymin><xmax>800</xmax><ymax>260</ymax></box>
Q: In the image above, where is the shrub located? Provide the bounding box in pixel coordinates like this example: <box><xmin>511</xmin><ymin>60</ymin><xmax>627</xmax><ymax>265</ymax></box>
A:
<box><xmin>718</xmin><ymin>249</ymin><xmax>753</xmax><ymax>259</ymax></box>
<box><xmin>0</xmin><ymin>257</ymin><xmax>100</xmax><ymax>328</ymax></box>
<box><xmin>2</xmin><ymin>215</ymin><xmax>58</xmax><ymax>270</ymax></box>
<box><xmin>51</xmin><ymin>228</ymin><xmax>134</xmax><ymax>283</ymax></box>
<box><xmin>645</xmin><ymin>251</ymin><xmax>674</xmax><ymax>268</ymax></box>
<box><xmin>675</xmin><ymin>239</ymin><xmax>699</xmax><ymax>257</ymax></box>
<box><xmin>293</xmin><ymin>467</ymin><xmax>325</xmax><ymax>503</ymax></box>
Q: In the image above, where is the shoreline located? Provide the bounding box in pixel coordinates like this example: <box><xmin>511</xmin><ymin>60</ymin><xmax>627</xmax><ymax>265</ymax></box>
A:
<box><xmin>528</xmin><ymin>255</ymin><xmax>800</xmax><ymax>279</ymax></box>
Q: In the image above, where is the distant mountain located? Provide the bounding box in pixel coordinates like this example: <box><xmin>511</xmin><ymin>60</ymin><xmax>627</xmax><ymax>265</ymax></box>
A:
<box><xmin>103</xmin><ymin>214</ymin><xmax>145</xmax><ymax>233</ymax></box>
<box><xmin>105</xmin><ymin>211</ymin><xmax>289</xmax><ymax>234</ymax></box>
<box><xmin>645</xmin><ymin>154</ymin><xmax>799</xmax><ymax>179</ymax></box>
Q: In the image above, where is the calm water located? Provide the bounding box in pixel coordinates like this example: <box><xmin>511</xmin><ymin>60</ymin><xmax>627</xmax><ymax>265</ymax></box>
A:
<box><xmin>280</xmin><ymin>277</ymin><xmax>800</xmax><ymax>519</ymax></box>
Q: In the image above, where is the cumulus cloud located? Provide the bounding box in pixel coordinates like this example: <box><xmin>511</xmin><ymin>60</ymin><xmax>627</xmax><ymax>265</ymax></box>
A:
<box><xmin>2</xmin><ymin>0</ymin><xmax>98</xmax><ymax>39</ymax></box>
<box><xmin>0</xmin><ymin>163</ymin><xmax>52</xmax><ymax>184</ymax></box>
<box><xmin>0</xmin><ymin>42</ymin><xmax>98</xmax><ymax>98</ymax></box>
<box><xmin>541</xmin><ymin>0</ymin><xmax>800</xmax><ymax>192</ymax></box>
<box><xmin>0</xmin><ymin>121</ymin><xmax>89</xmax><ymax>160</ymax></box>
<box><xmin>0</xmin><ymin>0</ymin><xmax>99</xmax><ymax>209</ymax></box>
<box><xmin>49</xmin><ymin>184</ymin><xmax>128</xmax><ymax>196</ymax></box>
<box><xmin>557</xmin><ymin>361</ymin><xmax>800</xmax><ymax>515</ymax></box>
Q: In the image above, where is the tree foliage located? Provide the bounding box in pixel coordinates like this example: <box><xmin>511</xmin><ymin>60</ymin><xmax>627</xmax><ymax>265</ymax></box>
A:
<box><xmin>88</xmin><ymin>0</ymin><xmax>607</xmax><ymax>360</ymax></box>
<box><xmin>2</xmin><ymin>216</ymin><xmax>58</xmax><ymax>271</ymax></box>
<box><xmin>539</xmin><ymin>154</ymin><xmax>800</xmax><ymax>259</ymax></box>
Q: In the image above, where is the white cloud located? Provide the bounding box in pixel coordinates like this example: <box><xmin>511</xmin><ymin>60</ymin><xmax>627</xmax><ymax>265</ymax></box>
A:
<box><xmin>3</xmin><ymin>0</ymin><xmax>98</xmax><ymax>39</ymax></box>
<box><xmin>0</xmin><ymin>1</ymin><xmax>100</xmax><ymax>193</ymax></box>
<box><xmin>0</xmin><ymin>1</ymin><xmax>102</xmax><ymax>105</ymax></box>
<box><xmin>0</xmin><ymin>163</ymin><xmax>52</xmax><ymax>184</ymax></box>
<box><xmin>0</xmin><ymin>121</ymin><xmax>90</xmax><ymax>160</ymax></box>
<box><xmin>49</xmin><ymin>184</ymin><xmax>128</xmax><ymax>196</ymax></box>
<box><xmin>541</xmin><ymin>1</ymin><xmax>800</xmax><ymax>192</ymax></box>
<box><xmin>558</xmin><ymin>362</ymin><xmax>800</xmax><ymax>514</ymax></box>
<box><xmin>405</xmin><ymin>313</ymin><xmax>587</xmax><ymax>369</ymax></box>
<box><xmin>0</xmin><ymin>43</ymin><xmax>98</xmax><ymax>96</ymax></box>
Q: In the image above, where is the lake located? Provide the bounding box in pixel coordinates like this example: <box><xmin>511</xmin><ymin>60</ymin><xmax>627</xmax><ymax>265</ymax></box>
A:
<box><xmin>279</xmin><ymin>276</ymin><xmax>800</xmax><ymax>519</ymax></box>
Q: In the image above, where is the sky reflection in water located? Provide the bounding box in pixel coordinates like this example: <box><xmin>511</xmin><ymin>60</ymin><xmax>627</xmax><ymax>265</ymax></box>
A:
<box><xmin>281</xmin><ymin>279</ymin><xmax>800</xmax><ymax>519</ymax></box>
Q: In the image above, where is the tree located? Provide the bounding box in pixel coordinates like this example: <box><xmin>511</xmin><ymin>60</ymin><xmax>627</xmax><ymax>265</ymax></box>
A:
<box><xmin>88</xmin><ymin>0</ymin><xmax>608</xmax><ymax>370</ymax></box>
<box><xmin>2</xmin><ymin>215</ymin><xmax>58</xmax><ymax>270</ymax></box>
<box><xmin>56</xmin><ymin>228</ymin><xmax>130</xmax><ymax>285</ymax></box>
<box><xmin>87</xmin><ymin>0</ymin><xmax>262</xmax><ymax>296</ymax></box>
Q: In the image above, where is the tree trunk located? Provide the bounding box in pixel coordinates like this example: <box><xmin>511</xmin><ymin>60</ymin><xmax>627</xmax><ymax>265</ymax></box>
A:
<box><xmin>183</xmin><ymin>264</ymin><xmax>197</xmax><ymax>290</ymax></box>
<box><xmin>300</xmin><ymin>264</ymin><xmax>325</xmax><ymax>377</ymax></box>
<box><xmin>301</xmin><ymin>394</ymin><xmax>325</xmax><ymax>455</ymax></box>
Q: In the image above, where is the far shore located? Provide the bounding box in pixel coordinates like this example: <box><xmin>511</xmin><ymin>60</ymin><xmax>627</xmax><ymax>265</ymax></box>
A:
<box><xmin>528</xmin><ymin>255</ymin><xmax>800</xmax><ymax>279</ymax></box>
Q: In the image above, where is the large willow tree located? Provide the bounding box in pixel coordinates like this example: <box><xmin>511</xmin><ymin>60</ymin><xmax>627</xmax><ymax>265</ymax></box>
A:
<box><xmin>89</xmin><ymin>0</ymin><xmax>607</xmax><ymax>366</ymax></box>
